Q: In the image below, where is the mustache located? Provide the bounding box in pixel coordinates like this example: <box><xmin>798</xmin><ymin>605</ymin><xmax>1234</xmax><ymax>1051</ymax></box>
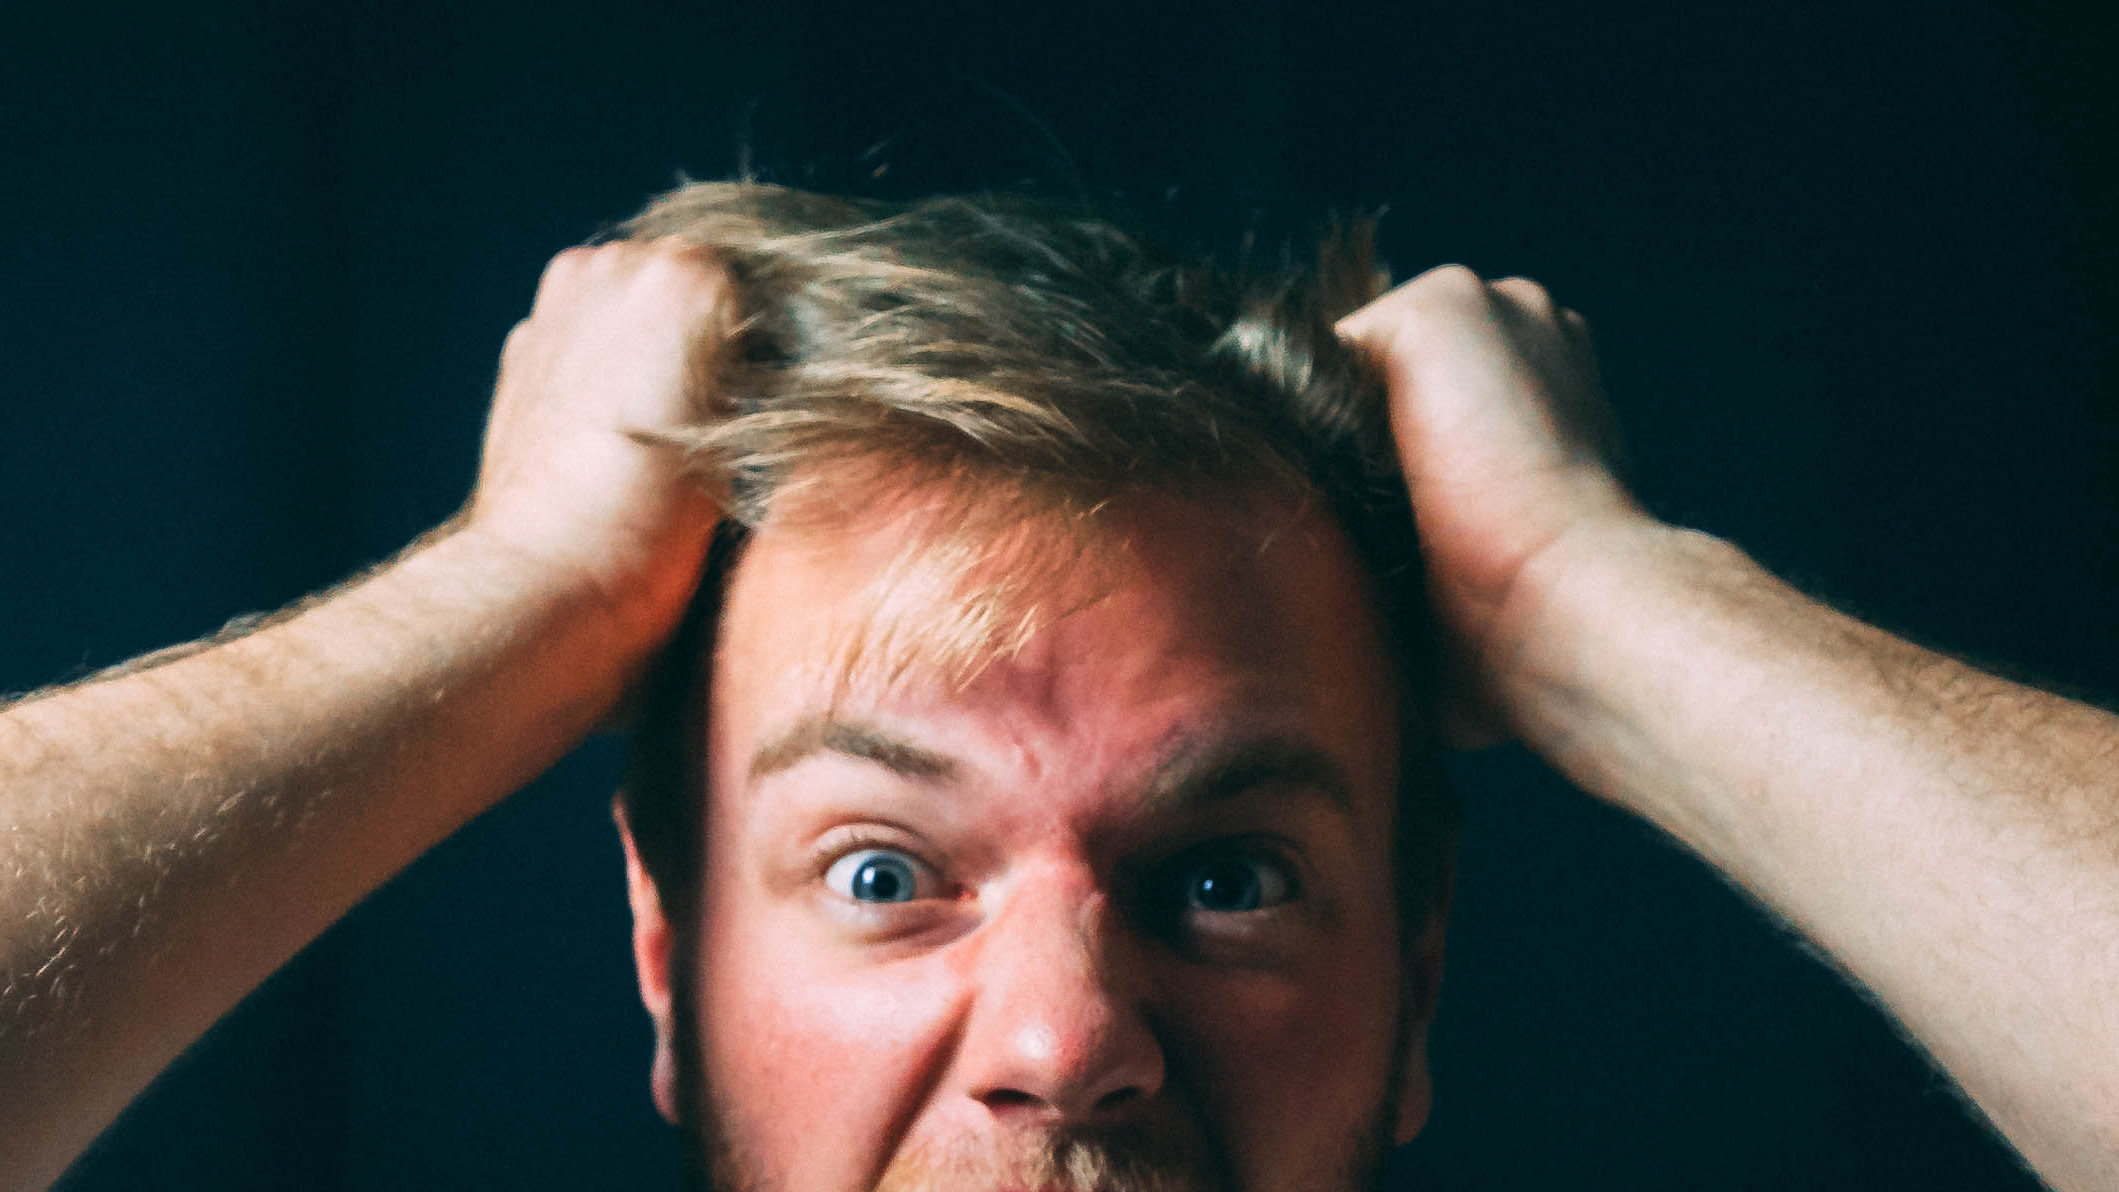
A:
<box><xmin>874</xmin><ymin>1119</ymin><xmax>1227</xmax><ymax>1192</ymax></box>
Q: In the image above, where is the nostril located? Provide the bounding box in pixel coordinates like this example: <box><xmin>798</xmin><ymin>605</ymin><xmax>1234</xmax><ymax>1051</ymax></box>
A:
<box><xmin>981</xmin><ymin>1088</ymin><xmax>1042</xmax><ymax>1113</ymax></box>
<box><xmin>978</xmin><ymin>1083</ymin><xmax>1145</xmax><ymax>1122</ymax></box>
<box><xmin>1093</xmin><ymin>1085</ymin><xmax>1143</xmax><ymax>1113</ymax></box>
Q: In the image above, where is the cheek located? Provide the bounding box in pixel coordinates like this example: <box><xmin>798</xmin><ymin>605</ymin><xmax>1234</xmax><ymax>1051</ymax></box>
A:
<box><xmin>694</xmin><ymin>899</ymin><xmax>969</xmax><ymax>1186</ymax></box>
<box><xmin>1163</xmin><ymin>931</ymin><xmax>1404</xmax><ymax>1180</ymax></box>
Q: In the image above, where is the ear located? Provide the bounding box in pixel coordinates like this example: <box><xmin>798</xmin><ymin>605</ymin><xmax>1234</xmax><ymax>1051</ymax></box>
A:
<box><xmin>1392</xmin><ymin>868</ymin><xmax>1453</xmax><ymax>1144</ymax></box>
<box><xmin>614</xmin><ymin>794</ymin><xmax>682</xmax><ymax>1124</ymax></box>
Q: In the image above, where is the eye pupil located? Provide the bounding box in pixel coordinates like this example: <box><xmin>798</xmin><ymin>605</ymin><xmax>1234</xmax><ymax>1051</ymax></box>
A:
<box><xmin>853</xmin><ymin>857</ymin><xmax>911</xmax><ymax>902</ymax></box>
<box><xmin>1190</xmin><ymin>860</ymin><xmax>1263</xmax><ymax>912</ymax></box>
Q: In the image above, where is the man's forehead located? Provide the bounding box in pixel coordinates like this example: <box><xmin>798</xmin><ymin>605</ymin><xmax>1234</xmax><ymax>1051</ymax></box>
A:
<box><xmin>701</xmin><ymin>473</ymin><xmax>1400</xmax><ymax>806</ymax></box>
<box><xmin>712</xmin><ymin>473</ymin><xmax>1325</xmax><ymax>697</ymax></box>
<box><xmin>718</xmin><ymin>492</ymin><xmax>1113</xmax><ymax>698</ymax></box>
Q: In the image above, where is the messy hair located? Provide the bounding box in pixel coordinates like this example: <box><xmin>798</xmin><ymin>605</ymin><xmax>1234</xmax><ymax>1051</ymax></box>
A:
<box><xmin>617</xmin><ymin>181</ymin><xmax>1455</xmax><ymax>935</ymax></box>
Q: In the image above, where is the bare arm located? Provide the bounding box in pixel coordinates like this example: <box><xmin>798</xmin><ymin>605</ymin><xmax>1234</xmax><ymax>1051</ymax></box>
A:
<box><xmin>0</xmin><ymin>240</ymin><xmax>727</xmax><ymax>1191</ymax></box>
<box><xmin>1342</xmin><ymin>268</ymin><xmax>2119</xmax><ymax>1191</ymax></box>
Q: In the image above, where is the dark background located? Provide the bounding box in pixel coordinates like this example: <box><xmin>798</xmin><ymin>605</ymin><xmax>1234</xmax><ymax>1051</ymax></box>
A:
<box><xmin>5</xmin><ymin>1</ymin><xmax>2113</xmax><ymax>1188</ymax></box>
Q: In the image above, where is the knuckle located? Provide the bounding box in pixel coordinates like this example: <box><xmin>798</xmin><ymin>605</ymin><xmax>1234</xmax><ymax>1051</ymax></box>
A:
<box><xmin>1406</xmin><ymin>264</ymin><xmax>1501</xmax><ymax>317</ymax></box>
<box><xmin>1493</xmin><ymin>276</ymin><xmax>1556</xmax><ymax>310</ymax></box>
<box><xmin>1418</xmin><ymin>263</ymin><xmax>1486</xmax><ymax>293</ymax></box>
<box><xmin>642</xmin><ymin>246</ymin><xmax>729</xmax><ymax>305</ymax></box>
<box><xmin>537</xmin><ymin>245</ymin><xmax>598</xmax><ymax>293</ymax></box>
<box><xmin>635</xmin><ymin>247</ymin><xmax>689</xmax><ymax>282</ymax></box>
<box><xmin>1341</xmin><ymin>265</ymin><xmax>1488</xmax><ymax>347</ymax></box>
<box><xmin>643</xmin><ymin>238</ymin><xmax>719</xmax><ymax>276</ymax></box>
<box><xmin>545</xmin><ymin>244</ymin><xmax>595</xmax><ymax>275</ymax></box>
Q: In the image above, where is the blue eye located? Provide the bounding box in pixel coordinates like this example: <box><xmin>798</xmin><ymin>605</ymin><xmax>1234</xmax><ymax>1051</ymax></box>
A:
<box><xmin>1180</xmin><ymin>852</ymin><xmax>1295</xmax><ymax>913</ymax></box>
<box><xmin>825</xmin><ymin>848</ymin><xmax>928</xmax><ymax>904</ymax></box>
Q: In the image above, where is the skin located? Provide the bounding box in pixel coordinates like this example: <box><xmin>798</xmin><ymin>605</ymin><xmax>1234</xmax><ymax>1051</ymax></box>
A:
<box><xmin>0</xmin><ymin>240</ymin><xmax>725</xmax><ymax>1190</ymax></box>
<box><xmin>620</xmin><ymin>491</ymin><xmax>1444</xmax><ymax>1192</ymax></box>
<box><xmin>1342</xmin><ymin>272</ymin><xmax>2119</xmax><ymax>1189</ymax></box>
<box><xmin>2</xmin><ymin>237</ymin><xmax>2114</xmax><ymax>1190</ymax></box>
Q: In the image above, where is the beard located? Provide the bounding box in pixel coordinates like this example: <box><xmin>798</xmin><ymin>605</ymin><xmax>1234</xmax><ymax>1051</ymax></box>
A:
<box><xmin>685</xmin><ymin>1108</ymin><xmax>1270</xmax><ymax>1192</ymax></box>
<box><xmin>874</xmin><ymin>1117</ymin><xmax>1227</xmax><ymax>1192</ymax></box>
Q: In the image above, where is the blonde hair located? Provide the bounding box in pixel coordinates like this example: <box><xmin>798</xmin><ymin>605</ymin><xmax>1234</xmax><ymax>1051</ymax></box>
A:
<box><xmin>619</xmin><ymin>181</ymin><xmax>1453</xmax><ymax>925</ymax></box>
<box><xmin>622</xmin><ymin>182</ymin><xmax>1399</xmax><ymax>518</ymax></box>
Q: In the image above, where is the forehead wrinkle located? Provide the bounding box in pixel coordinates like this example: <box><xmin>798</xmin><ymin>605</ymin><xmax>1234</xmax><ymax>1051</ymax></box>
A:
<box><xmin>1127</xmin><ymin>729</ymin><xmax>1359</xmax><ymax>824</ymax></box>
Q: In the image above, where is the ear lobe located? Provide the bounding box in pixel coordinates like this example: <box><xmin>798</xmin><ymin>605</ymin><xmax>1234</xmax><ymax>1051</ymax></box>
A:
<box><xmin>1393</xmin><ymin>875</ymin><xmax>1453</xmax><ymax>1145</ymax></box>
<box><xmin>1393</xmin><ymin>1037</ymin><xmax>1435</xmax><ymax>1144</ymax></box>
<box><xmin>648</xmin><ymin>1032</ymin><xmax>681</xmax><ymax>1126</ymax></box>
<box><xmin>614</xmin><ymin>795</ymin><xmax>682</xmax><ymax>1124</ymax></box>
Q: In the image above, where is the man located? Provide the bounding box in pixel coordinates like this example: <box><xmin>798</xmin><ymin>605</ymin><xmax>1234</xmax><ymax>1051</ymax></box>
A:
<box><xmin>607</xmin><ymin>186</ymin><xmax>1453</xmax><ymax>1191</ymax></box>
<box><xmin>2</xmin><ymin>182</ymin><xmax>2115</xmax><ymax>1191</ymax></box>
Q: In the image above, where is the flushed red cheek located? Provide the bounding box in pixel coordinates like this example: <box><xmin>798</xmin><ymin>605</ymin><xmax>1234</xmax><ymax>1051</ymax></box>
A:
<box><xmin>702</xmin><ymin>942</ymin><xmax>969</xmax><ymax>1176</ymax></box>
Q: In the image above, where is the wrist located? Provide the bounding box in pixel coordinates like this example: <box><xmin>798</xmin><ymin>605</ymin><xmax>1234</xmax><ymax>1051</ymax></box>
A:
<box><xmin>448</xmin><ymin>505</ymin><xmax>715</xmax><ymax>673</ymax></box>
<box><xmin>373</xmin><ymin>525</ymin><xmax>687</xmax><ymax>740</ymax></box>
<box><xmin>1483</xmin><ymin>517</ymin><xmax>1748</xmax><ymax>784</ymax></box>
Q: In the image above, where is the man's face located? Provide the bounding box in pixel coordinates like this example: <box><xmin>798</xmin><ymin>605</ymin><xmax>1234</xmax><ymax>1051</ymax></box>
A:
<box><xmin>624</xmin><ymin>488</ymin><xmax>1444</xmax><ymax>1191</ymax></box>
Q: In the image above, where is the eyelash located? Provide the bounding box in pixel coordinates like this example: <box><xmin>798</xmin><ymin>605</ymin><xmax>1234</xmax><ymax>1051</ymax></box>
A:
<box><xmin>813</xmin><ymin>830</ymin><xmax>945</xmax><ymax>894</ymax></box>
<box><xmin>812</xmin><ymin>829</ymin><xmax>1306</xmax><ymax>927</ymax></box>
<box><xmin>1152</xmin><ymin>839</ymin><xmax>1305</xmax><ymax>928</ymax></box>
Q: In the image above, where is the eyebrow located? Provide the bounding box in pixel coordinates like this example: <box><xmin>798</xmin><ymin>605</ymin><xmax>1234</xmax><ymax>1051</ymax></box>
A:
<box><xmin>746</xmin><ymin>717</ymin><xmax>1357</xmax><ymax>819</ymax></box>
<box><xmin>748</xmin><ymin>716</ymin><xmax>959</xmax><ymax>784</ymax></box>
<box><xmin>1133</xmin><ymin>734</ymin><xmax>1359</xmax><ymax>821</ymax></box>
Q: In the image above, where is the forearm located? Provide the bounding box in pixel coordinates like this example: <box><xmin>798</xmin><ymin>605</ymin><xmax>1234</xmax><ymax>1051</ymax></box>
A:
<box><xmin>0</xmin><ymin>526</ymin><xmax>653</xmax><ymax>1190</ymax></box>
<box><xmin>1506</xmin><ymin>522</ymin><xmax>2119</xmax><ymax>1190</ymax></box>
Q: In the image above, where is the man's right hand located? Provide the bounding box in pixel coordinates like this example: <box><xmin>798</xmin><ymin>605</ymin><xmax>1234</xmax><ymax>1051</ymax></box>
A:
<box><xmin>0</xmin><ymin>237</ymin><xmax>734</xmax><ymax>1192</ymax></box>
<box><xmin>466</xmin><ymin>239</ymin><xmax>731</xmax><ymax>655</ymax></box>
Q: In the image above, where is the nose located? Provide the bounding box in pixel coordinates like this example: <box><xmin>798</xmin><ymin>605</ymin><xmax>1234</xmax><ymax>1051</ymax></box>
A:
<box><xmin>957</xmin><ymin>872</ymin><xmax>1166</xmax><ymax>1124</ymax></box>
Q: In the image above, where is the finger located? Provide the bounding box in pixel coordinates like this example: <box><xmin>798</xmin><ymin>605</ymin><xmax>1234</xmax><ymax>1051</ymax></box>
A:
<box><xmin>1557</xmin><ymin>308</ymin><xmax>1605</xmax><ymax>401</ymax></box>
<box><xmin>1489</xmin><ymin>276</ymin><xmax>1557</xmax><ymax>321</ymax></box>
<box><xmin>673</xmin><ymin>254</ymin><xmax>742</xmax><ymax>423</ymax></box>
<box><xmin>1481</xmin><ymin>281</ymin><xmax>1582</xmax><ymax>383</ymax></box>
<box><xmin>536</xmin><ymin>244</ymin><xmax>596</xmax><ymax>298</ymax></box>
<box><xmin>640</xmin><ymin>233</ymin><xmax>724</xmax><ymax>267</ymax></box>
<box><xmin>499</xmin><ymin>318</ymin><xmax>533</xmax><ymax>369</ymax></box>
<box><xmin>1335</xmin><ymin>263</ymin><xmax>1486</xmax><ymax>345</ymax></box>
<box><xmin>1559</xmin><ymin>307</ymin><xmax>1593</xmax><ymax>348</ymax></box>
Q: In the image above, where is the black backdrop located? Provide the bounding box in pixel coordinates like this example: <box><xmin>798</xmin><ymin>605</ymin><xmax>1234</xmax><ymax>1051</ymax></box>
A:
<box><xmin>6</xmin><ymin>2</ymin><xmax>2114</xmax><ymax>1188</ymax></box>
